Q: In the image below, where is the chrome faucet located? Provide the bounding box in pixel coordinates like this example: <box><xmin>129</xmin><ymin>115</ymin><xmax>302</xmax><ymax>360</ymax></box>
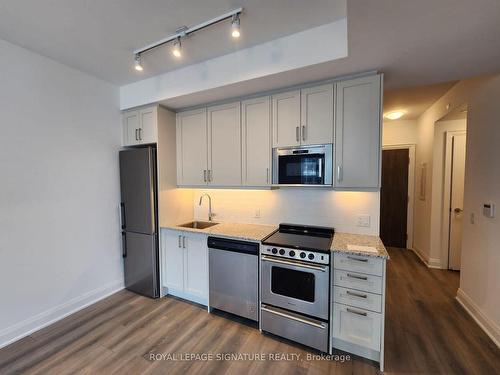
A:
<box><xmin>199</xmin><ymin>193</ymin><xmax>213</xmax><ymax>221</ymax></box>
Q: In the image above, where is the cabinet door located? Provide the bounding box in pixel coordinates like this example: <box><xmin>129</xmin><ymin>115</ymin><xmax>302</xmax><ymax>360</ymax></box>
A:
<box><xmin>332</xmin><ymin>303</ymin><xmax>381</xmax><ymax>351</ymax></box>
<box><xmin>208</xmin><ymin>102</ymin><xmax>241</xmax><ymax>186</ymax></box>
<box><xmin>184</xmin><ymin>234</ymin><xmax>208</xmax><ymax>301</ymax></box>
<box><xmin>123</xmin><ymin>110</ymin><xmax>140</xmax><ymax>146</ymax></box>
<box><xmin>138</xmin><ymin>106</ymin><xmax>157</xmax><ymax>144</ymax></box>
<box><xmin>335</xmin><ymin>75</ymin><xmax>382</xmax><ymax>189</ymax></box>
<box><xmin>163</xmin><ymin>231</ymin><xmax>184</xmax><ymax>292</ymax></box>
<box><xmin>176</xmin><ymin>108</ymin><xmax>208</xmax><ymax>186</ymax></box>
<box><xmin>242</xmin><ymin>96</ymin><xmax>271</xmax><ymax>186</ymax></box>
<box><xmin>272</xmin><ymin>90</ymin><xmax>301</xmax><ymax>147</ymax></box>
<box><xmin>301</xmin><ymin>84</ymin><xmax>334</xmax><ymax>145</ymax></box>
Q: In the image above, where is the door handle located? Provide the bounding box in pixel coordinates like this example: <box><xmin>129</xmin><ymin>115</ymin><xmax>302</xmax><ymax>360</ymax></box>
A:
<box><xmin>135</xmin><ymin>129</ymin><xmax>139</xmax><ymax>141</ymax></box>
<box><xmin>120</xmin><ymin>202</ymin><xmax>126</xmax><ymax>230</ymax></box>
<box><xmin>302</xmin><ymin>125</ymin><xmax>306</xmax><ymax>141</ymax></box>
<box><xmin>182</xmin><ymin>236</ymin><xmax>186</xmax><ymax>249</ymax></box>
<box><xmin>138</xmin><ymin>128</ymin><xmax>143</xmax><ymax>141</ymax></box>
<box><xmin>122</xmin><ymin>232</ymin><xmax>127</xmax><ymax>258</ymax></box>
<box><xmin>454</xmin><ymin>208</ymin><xmax>463</xmax><ymax>214</ymax></box>
<box><xmin>207</xmin><ymin>170</ymin><xmax>212</xmax><ymax>183</ymax></box>
<box><xmin>203</xmin><ymin>170</ymin><xmax>207</xmax><ymax>183</ymax></box>
<box><xmin>296</xmin><ymin>126</ymin><xmax>299</xmax><ymax>142</ymax></box>
<box><xmin>178</xmin><ymin>235</ymin><xmax>182</xmax><ymax>248</ymax></box>
<box><xmin>336</xmin><ymin>165</ymin><xmax>343</xmax><ymax>182</ymax></box>
<box><xmin>266</xmin><ymin>168</ymin><xmax>269</xmax><ymax>183</ymax></box>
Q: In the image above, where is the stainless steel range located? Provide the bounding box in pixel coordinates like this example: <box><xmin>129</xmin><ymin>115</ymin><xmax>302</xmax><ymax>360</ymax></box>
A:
<box><xmin>260</xmin><ymin>224</ymin><xmax>334</xmax><ymax>352</ymax></box>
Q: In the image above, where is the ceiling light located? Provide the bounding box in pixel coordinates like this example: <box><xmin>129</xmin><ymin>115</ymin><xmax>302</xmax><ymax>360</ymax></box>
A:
<box><xmin>231</xmin><ymin>14</ymin><xmax>241</xmax><ymax>38</ymax></box>
<box><xmin>384</xmin><ymin>111</ymin><xmax>405</xmax><ymax>120</ymax></box>
<box><xmin>172</xmin><ymin>37</ymin><xmax>182</xmax><ymax>58</ymax></box>
<box><xmin>134</xmin><ymin>54</ymin><xmax>143</xmax><ymax>71</ymax></box>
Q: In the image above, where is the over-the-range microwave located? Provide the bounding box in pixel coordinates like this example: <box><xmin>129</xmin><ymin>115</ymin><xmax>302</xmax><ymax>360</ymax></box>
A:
<box><xmin>272</xmin><ymin>144</ymin><xmax>333</xmax><ymax>186</ymax></box>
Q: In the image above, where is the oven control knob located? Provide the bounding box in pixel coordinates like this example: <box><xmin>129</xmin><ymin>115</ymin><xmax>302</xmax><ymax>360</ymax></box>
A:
<box><xmin>279</xmin><ymin>249</ymin><xmax>285</xmax><ymax>255</ymax></box>
<box><xmin>289</xmin><ymin>250</ymin><xmax>295</xmax><ymax>257</ymax></box>
<box><xmin>308</xmin><ymin>253</ymin><xmax>315</xmax><ymax>260</ymax></box>
<box><xmin>300</xmin><ymin>252</ymin><xmax>306</xmax><ymax>259</ymax></box>
<box><xmin>271</xmin><ymin>248</ymin><xmax>278</xmax><ymax>254</ymax></box>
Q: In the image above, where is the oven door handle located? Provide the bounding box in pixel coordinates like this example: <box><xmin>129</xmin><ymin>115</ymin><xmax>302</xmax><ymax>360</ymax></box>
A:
<box><xmin>261</xmin><ymin>255</ymin><xmax>328</xmax><ymax>272</ymax></box>
<box><xmin>261</xmin><ymin>305</ymin><xmax>327</xmax><ymax>329</ymax></box>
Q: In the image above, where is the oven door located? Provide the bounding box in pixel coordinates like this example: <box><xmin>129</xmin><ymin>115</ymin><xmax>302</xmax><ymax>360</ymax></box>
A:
<box><xmin>261</xmin><ymin>255</ymin><xmax>329</xmax><ymax>320</ymax></box>
<box><xmin>273</xmin><ymin>144</ymin><xmax>332</xmax><ymax>185</ymax></box>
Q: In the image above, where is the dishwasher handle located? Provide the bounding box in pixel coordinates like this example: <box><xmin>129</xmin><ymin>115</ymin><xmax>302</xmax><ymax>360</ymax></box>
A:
<box><xmin>207</xmin><ymin>236</ymin><xmax>259</xmax><ymax>255</ymax></box>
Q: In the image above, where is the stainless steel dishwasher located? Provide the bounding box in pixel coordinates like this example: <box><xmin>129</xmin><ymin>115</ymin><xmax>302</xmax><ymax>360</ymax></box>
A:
<box><xmin>208</xmin><ymin>236</ymin><xmax>259</xmax><ymax>321</ymax></box>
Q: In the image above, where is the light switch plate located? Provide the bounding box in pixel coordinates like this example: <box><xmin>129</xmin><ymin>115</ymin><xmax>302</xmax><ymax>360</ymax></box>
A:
<box><xmin>483</xmin><ymin>202</ymin><xmax>495</xmax><ymax>218</ymax></box>
<box><xmin>357</xmin><ymin>214</ymin><xmax>371</xmax><ymax>227</ymax></box>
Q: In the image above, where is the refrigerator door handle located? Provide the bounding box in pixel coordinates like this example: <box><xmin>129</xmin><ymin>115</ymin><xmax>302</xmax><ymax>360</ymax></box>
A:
<box><xmin>120</xmin><ymin>202</ymin><xmax>126</xmax><ymax>230</ymax></box>
<box><xmin>121</xmin><ymin>232</ymin><xmax>127</xmax><ymax>258</ymax></box>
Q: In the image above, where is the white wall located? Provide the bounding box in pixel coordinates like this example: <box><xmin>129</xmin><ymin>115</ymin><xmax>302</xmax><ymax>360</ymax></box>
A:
<box><xmin>382</xmin><ymin>119</ymin><xmax>418</xmax><ymax>146</ymax></box>
<box><xmin>0</xmin><ymin>39</ymin><xmax>123</xmax><ymax>348</ymax></box>
<box><xmin>193</xmin><ymin>189</ymin><xmax>380</xmax><ymax>235</ymax></box>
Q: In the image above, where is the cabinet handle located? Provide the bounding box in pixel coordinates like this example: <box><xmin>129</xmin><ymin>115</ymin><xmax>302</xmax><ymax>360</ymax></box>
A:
<box><xmin>266</xmin><ymin>168</ymin><xmax>269</xmax><ymax>183</ymax></box>
<box><xmin>302</xmin><ymin>125</ymin><xmax>306</xmax><ymax>141</ymax></box>
<box><xmin>182</xmin><ymin>236</ymin><xmax>186</xmax><ymax>249</ymax></box>
<box><xmin>178</xmin><ymin>235</ymin><xmax>182</xmax><ymax>248</ymax></box>
<box><xmin>346</xmin><ymin>290</ymin><xmax>368</xmax><ymax>299</ymax></box>
<box><xmin>203</xmin><ymin>170</ymin><xmax>207</xmax><ymax>183</ymax></box>
<box><xmin>347</xmin><ymin>256</ymin><xmax>368</xmax><ymax>263</ymax></box>
<box><xmin>138</xmin><ymin>128</ymin><xmax>142</xmax><ymax>140</ymax></box>
<box><xmin>296</xmin><ymin>126</ymin><xmax>299</xmax><ymax>142</ymax></box>
<box><xmin>337</xmin><ymin>165</ymin><xmax>343</xmax><ymax>182</ymax></box>
<box><xmin>135</xmin><ymin>129</ymin><xmax>139</xmax><ymax>141</ymax></box>
<box><xmin>346</xmin><ymin>273</ymin><xmax>368</xmax><ymax>281</ymax></box>
<box><xmin>347</xmin><ymin>307</ymin><xmax>368</xmax><ymax>317</ymax></box>
<box><xmin>208</xmin><ymin>170</ymin><xmax>212</xmax><ymax>182</ymax></box>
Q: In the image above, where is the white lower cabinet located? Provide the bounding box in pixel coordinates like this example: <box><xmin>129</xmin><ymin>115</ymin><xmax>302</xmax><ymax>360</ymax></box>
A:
<box><xmin>332</xmin><ymin>303</ymin><xmax>382</xmax><ymax>351</ymax></box>
<box><xmin>162</xmin><ymin>230</ymin><xmax>208</xmax><ymax>305</ymax></box>
<box><xmin>331</xmin><ymin>253</ymin><xmax>386</xmax><ymax>371</ymax></box>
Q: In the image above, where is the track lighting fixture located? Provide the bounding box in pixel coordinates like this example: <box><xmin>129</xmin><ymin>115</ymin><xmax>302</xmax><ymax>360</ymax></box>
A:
<box><xmin>134</xmin><ymin>54</ymin><xmax>143</xmax><ymax>71</ymax></box>
<box><xmin>231</xmin><ymin>14</ymin><xmax>241</xmax><ymax>38</ymax></box>
<box><xmin>172</xmin><ymin>37</ymin><xmax>182</xmax><ymax>58</ymax></box>
<box><xmin>133</xmin><ymin>7</ymin><xmax>243</xmax><ymax>72</ymax></box>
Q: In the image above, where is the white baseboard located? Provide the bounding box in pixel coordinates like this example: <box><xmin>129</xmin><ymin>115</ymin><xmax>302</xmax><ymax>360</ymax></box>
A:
<box><xmin>0</xmin><ymin>279</ymin><xmax>124</xmax><ymax>349</ymax></box>
<box><xmin>456</xmin><ymin>288</ymin><xmax>500</xmax><ymax>348</ymax></box>
<box><xmin>410</xmin><ymin>245</ymin><xmax>442</xmax><ymax>268</ymax></box>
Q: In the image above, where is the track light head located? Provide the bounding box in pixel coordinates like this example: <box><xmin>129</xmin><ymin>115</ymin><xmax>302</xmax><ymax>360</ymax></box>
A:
<box><xmin>172</xmin><ymin>37</ymin><xmax>182</xmax><ymax>58</ymax></box>
<box><xmin>231</xmin><ymin>14</ymin><xmax>241</xmax><ymax>38</ymax></box>
<box><xmin>134</xmin><ymin>54</ymin><xmax>143</xmax><ymax>71</ymax></box>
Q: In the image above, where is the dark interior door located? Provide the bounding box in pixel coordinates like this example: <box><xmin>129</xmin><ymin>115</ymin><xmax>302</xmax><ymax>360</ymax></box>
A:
<box><xmin>380</xmin><ymin>149</ymin><xmax>409</xmax><ymax>248</ymax></box>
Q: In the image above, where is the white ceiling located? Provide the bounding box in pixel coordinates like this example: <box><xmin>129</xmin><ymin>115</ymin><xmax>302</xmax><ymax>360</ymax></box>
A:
<box><xmin>1</xmin><ymin>0</ymin><xmax>500</xmax><ymax>110</ymax></box>
<box><xmin>0</xmin><ymin>0</ymin><xmax>345</xmax><ymax>85</ymax></box>
<box><xmin>383</xmin><ymin>81</ymin><xmax>458</xmax><ymax>120</ymax></box>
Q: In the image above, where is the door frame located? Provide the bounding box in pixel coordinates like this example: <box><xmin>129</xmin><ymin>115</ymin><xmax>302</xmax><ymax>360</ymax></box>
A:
<box><xmin>442</xmin><ymin>130</ymin><xmax>466</xmax><ymax>269</ymax></box>
<box><xmin>382</xmin><ymin>144</ymin><xmax>416</xmax><ymax>249</ymax></box>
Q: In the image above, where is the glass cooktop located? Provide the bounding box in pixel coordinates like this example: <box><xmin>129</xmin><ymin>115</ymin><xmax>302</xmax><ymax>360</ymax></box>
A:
<box><xmin>262</xmin><ymin>223</ymin><xmax>334</xmax><ymax>253</ymax></box>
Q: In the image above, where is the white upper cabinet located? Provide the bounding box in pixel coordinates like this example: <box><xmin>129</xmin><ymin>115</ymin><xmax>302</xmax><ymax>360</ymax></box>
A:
<box><xmin>176</xmin><ymin>108</ymin><xmax>208</xmax><ymax>186</ymax></box>
<box><xmin>300</xmin><ymin>84</ymin><xmax>334</xmax><ymax>145</ymax></box>
<box><xmin>242</xmin><ymin>96</ymin><xmax>271</xmax><ymax>186</ymax></box>
<box><xmin>208</xmin><ymin>102</ymin><xmax>241</xmax><ymax>186</ymax></box>
<box><xmin>272</xmin><ymin>90</ymin><xmax>301</xmax><ymax>147</ymax></box>
<box><xmin>122</xmin><ymin>106</ymin><xmax>158</xmax><ymax>146</ymax></box>
<box><xmin>334</xmin><ymin>75</ymin><xmax>382</xmax><ymax>189</ymax></box>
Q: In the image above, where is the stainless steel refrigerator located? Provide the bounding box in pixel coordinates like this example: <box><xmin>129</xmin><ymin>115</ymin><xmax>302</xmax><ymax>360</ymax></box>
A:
<box><xmin>119</xmin><ymin>146</ymin><xmax>159</xmax><ymax>298</ymax></box>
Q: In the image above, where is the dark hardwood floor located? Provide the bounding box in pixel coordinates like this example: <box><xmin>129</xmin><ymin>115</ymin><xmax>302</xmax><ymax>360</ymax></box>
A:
<box><xmin>1</xmin><ymin>248</ymin><xmax>499</xmax><ymax>374</ymax></box>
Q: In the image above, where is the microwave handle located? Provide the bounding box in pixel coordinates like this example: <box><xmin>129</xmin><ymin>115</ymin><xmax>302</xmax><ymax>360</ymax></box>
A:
<box><xmin>318</xmin><ymin>158</ymin><xmax>322</xmax><ymax>178</ymax></box>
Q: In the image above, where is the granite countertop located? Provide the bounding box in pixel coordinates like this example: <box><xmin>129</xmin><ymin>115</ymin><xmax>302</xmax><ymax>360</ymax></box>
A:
<box><xmin>162</xmin><ymin>221</ymin><xmax>277</xmax><ymax>242</ymax></box>
<box><xmin>331</xmin><ymin>232</ymin><xmax>389</xmax><ymax>259</ymax></box>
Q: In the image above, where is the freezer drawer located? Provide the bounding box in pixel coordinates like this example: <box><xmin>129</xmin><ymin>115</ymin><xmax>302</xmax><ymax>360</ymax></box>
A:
<box><xmin>261</xmin><ymin>304</ymin><xmax>329</xmax><ymax>352</ymax></box>
<box><xmin>209</xmin><ymin>247</ymin><xmax>258</xmax><ymax>321</ymax></box>
<box><xmin>123</xmin><ymin>231</ymin><xmax>159</xmax><ymax>298</ymax></box>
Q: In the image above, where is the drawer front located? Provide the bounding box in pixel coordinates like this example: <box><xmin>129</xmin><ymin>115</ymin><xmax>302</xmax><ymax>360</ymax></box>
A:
<box><xmin>333</xmin><ymin>286</ymin><xmax>382</xmax><ymax>313</ymax></box>
<box><xmin>334</xmin><ymin>269</ymin><xmax>383</xmax><ymax>294</ymax></box>
<box><xmin>261</xmin><ymin>304</ymin><xmax>329</xmax><ymax>352</ymax></box>
<box><xmin>332</xmin><ymin>303</ymin><xmax>381</xmax><ymax>351</ymax></box>
<box><xmin>334</xmin><ymin>253</ymin><xmax>383</xmax><ymax>276</ymax></box>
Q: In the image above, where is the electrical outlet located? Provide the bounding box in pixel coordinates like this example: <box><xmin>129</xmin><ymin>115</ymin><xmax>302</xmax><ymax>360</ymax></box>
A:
<box><xmin>357</xmin><ymin>214</ymin><xmax>371</xmax><ymax>227</ymax></box>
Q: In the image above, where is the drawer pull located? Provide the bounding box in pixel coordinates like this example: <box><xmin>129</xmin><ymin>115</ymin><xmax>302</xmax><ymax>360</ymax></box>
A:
<box><xmin>347</xmin><ymin>307</ymin><xmax>368</xmax><ymax>317</ymax></box>
<box><xmin>347</xmin><ymin>256</ymin><xmax>368</xmax><ymax>263</ymax></box>
<box><xmin>346</xmin><ymin>290</ymin><xmax>367</xmax><ymax>299</ymax></box>
<box><xmin>346</xmin><ymin>273</ymin><xmax>368</xmax><ymax>281</ymax></box>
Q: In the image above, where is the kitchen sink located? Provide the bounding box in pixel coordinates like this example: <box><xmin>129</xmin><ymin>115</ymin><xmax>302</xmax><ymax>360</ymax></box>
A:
<box><xmin>179</xmin><ymin>221</ymin><xmax>219</xmax><ymax>230</ymax></box>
